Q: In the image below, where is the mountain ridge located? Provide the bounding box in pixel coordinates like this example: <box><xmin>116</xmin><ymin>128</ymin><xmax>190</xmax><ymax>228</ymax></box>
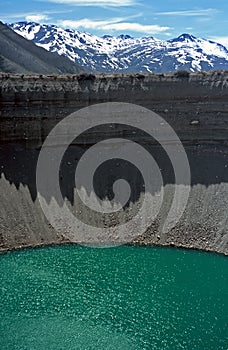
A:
<box><xmin>8</xmin><ymin>21</ymin><xmax>228</xmax><ymax>73</ymax></box>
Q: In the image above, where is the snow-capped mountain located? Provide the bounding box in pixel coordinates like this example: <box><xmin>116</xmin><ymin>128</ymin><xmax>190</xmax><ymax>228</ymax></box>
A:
<box><xmin>8</xmin><ymin>21</ymin><xmax>228</xmax><ymax>73</ymax></box>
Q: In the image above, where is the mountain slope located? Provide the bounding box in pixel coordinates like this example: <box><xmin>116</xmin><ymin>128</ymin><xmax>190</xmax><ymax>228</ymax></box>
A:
<box><xmin>9</xmin><ymin>21</ymin><xmax>228</xmax><ymax>73</ymax></box>
<box><xmin>0</xmin><ymin>22</ymin><xmax>84</xmax><ymax>74</ymax></box>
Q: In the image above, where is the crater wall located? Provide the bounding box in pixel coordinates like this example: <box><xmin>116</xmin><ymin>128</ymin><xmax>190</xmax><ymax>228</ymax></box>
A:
<box><xmin>0</xmin><ymin>72</ymin><xmax>228</xmax><ymax>254</ymax></box>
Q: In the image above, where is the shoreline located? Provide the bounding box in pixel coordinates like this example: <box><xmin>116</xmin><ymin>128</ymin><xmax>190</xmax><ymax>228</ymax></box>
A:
<box><xmin>0</xmin><ymin>241</ymin><xmax>227</xmax><ymax>257</ymax></box>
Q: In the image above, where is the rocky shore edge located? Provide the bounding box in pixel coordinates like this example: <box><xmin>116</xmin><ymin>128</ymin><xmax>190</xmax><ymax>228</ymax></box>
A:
<box><xmin>0</xmin><ymin>241</ymin><xmax>227</xmax><ymax>256</ymax></box>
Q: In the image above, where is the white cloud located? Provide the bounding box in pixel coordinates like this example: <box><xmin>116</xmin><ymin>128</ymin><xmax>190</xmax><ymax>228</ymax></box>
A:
<box><xmin>103</xmin><ymin>22</ymin><xmax>169</xmax><ymax>34</ymax></box>
<box><xmin>210</xmin><ymin>36</ymin><xmax>228</xmax><ymax>48</ymax></box>
<box><xmin>59</xmin><ymin>17</ymin><xmax>169</xmax><ymax>34</ymax></box>
<box><xmin>156</xmin><ymin>8</ymin><xmax>218</xmax><ymax>17</ymax></box>
<box><xmin>60</xmin><ymin>18</ymin><xmax>122</xmax><ymax>29</ymax></box>
<box><xmin>1</xmin><ymin>10</ymin><xmax>72</xmax><ymax>21</ymax></box>
<box><xmin>43</xmin><ymin>0</ymin><xmax>136</xmax><ymax>7</ymax></box>
<box><xmin>25</xmin><ymin>15</ymin><xmax>49</xmax><ymax>22</ymax></box>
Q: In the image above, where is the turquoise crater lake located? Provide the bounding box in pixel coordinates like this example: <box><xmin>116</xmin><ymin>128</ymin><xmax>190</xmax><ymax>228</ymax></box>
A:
<box><xmin>0</xmin><ymin>246</ymin><xmax>227</xmax><ymax>349</ymax></box>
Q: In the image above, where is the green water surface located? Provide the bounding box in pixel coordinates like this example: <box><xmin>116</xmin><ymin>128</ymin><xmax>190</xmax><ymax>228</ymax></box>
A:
<box><xmin>0</xmin><ymin>245</ymin><xmax>227</xmax><ymax>350</ymax></box>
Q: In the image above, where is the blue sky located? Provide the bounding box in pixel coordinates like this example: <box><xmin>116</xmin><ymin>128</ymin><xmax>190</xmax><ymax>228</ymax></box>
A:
<box><xmin>1</xmin><ymin>0</ymin><xmax>228</xmax><ymax>46</ymax></box>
